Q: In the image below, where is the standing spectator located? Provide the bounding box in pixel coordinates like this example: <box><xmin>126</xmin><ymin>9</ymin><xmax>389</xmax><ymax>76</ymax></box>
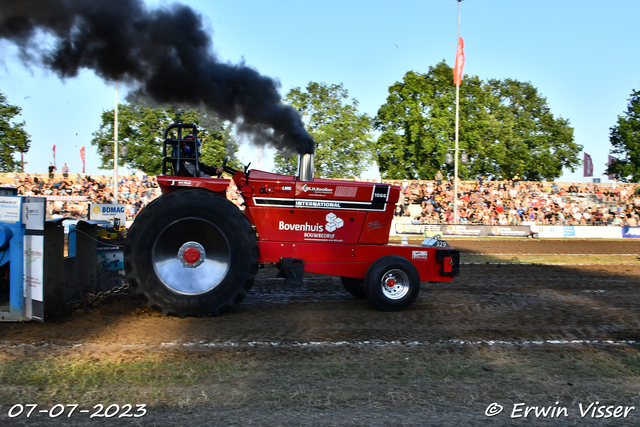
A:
<box><xmin>512</xmin><ymin>173</ymin><xmax>520</xmax><ymax>187</ymax></box>
<box><xmin>62</xmin><ymin>163</ymin><xmax>69</xmax><ymax>179</ymax></box>
<box><xmin>435</xmin><ymin>170</ymin><xmax>443</xmax><ymax>186</ymax></box>
<box><xmin>478</xmin><ymin>175</ymin><xmax>485</xmax><ymax>186</ymax></box>
<box><xmin>397</xmin><ymin>190</ymin><xmax>405</xmax><ymax>216</ymax></box>
<box><xmin>48</xmin><ymin>162</ymin><xmax>57</xmax><ymax>179</ymax></box>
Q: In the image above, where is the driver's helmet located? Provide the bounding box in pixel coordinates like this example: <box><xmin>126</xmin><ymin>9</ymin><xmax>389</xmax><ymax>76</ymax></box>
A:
<box><xmin>181</xmin><ymin>135</ymin><xmax>201</xmax><ymax>156</ymax></box>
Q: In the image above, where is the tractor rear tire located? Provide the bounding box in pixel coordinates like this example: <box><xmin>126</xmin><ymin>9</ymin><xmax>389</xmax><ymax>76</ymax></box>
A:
<box><xmin>124</xmin><ymin>189</ymin><xmax>258</xmax><ymax>317</ymax></box>
<box><xmin>340</xmin><ymin>276</ymin><xmax>366</xmax><ymax>299</ymax></box>
<box><xmin>364</xmin><ymin>255</ymin><xmax>421</xmax><ymax>311</ymax></box>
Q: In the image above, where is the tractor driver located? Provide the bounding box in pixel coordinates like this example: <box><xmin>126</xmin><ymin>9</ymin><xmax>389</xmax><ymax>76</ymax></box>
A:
<box><xmin>179</xmin><ymin>136</ymin><xmax>223</xmax><ymax>177</ymax></box>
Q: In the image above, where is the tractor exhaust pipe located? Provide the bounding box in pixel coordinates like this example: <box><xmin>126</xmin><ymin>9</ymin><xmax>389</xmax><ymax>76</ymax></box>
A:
<box><xmin>298</xmin><ymin>153</ymin><xmax>314</xmax><ymax>181</ymax></box>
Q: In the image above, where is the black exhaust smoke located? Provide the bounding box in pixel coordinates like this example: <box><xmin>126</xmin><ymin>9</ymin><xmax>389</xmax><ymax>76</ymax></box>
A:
<box><xmin>0</xmin><ymin>0</ymin><xmax>314</xmax><ymax>154</ymax></box>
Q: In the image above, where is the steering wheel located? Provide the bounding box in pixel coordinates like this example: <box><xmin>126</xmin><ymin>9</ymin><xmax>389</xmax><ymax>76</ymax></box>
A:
<box><xmin>217</xmin><ymin>156</ymin><xmax>229</xmax><ymax>178</ymax></box>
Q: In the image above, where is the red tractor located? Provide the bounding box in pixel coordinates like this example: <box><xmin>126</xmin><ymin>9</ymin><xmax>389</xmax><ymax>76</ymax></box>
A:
<box><xmin>124</xmin><ymin>123</ymin><xmax>459</xmax><ymax>317</ymax></box>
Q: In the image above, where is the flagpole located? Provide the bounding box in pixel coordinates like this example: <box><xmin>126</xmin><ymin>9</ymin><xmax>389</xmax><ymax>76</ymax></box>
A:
<box><xmin>453</xmin><ymin>0</ymin><xmax>462</xmax><ymax>225</ymax></box>
<box><xmin>114</xmin><ymin>81</ymin><xmax>119</xmax><ymax>204</ymax></box>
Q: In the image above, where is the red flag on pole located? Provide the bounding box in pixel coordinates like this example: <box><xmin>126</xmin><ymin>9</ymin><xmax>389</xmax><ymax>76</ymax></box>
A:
<box><xmin>453</xmin><ymin>37</ymin><xmax>465</xmax><ymax>86</ymax></box>
<box><xmin>53</xmin><ymin>144</ymin><xmax>56</xmax><ymax>168</ymax></box>
<box><xmin>80</xmin><ymin>146</ymin><xmax>85</xmax><ymax>173</ymax></box>
<box><xmin>583</xmin><ymin>153</ymin><xmax>593</xmax><ymax>177</ymax></box>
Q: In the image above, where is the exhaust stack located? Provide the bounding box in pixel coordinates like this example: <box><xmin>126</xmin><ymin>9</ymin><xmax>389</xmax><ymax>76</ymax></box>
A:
<box><xmin>298</xmin><ymin>153</ymin><xmax>314</xmax><ymax>181</ymax></box>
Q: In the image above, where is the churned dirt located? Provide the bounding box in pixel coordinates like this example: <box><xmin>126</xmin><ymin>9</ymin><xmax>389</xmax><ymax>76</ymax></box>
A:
<box><xmin>3</xmin><ymin>238</ymin><xmax>637</xmax><ymax>349</ymax></box>
<box><xmin>2</xmin><ymin>238</ymin><xmax>640</xmax><ymax>426</ymax></box>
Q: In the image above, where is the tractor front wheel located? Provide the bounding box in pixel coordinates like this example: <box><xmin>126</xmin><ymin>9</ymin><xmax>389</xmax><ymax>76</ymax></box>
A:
<box><xmin>124</xmin><ymin>189</ymin><xmax>258</xmax><ymax>317</ymax></box>
<box><xmin>364</xmin><ymin>255</ymin><xmax>421</xmax><ymax>311</ymax></box>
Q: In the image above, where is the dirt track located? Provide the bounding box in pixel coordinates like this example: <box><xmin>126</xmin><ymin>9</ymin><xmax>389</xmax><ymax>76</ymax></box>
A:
<box><xmin>2</xmin><ymin>239</ymin><xmax>639</xmax><ymax>353</ymax></box>
<box><xmin>2</xmin><ymin>238</ymin><xmax>640</xmax><ymax>426</ymax></box>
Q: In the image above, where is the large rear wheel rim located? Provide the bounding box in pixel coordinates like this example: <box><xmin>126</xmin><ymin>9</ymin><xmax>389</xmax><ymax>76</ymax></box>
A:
<box><xmin>152</xmin><ymin>217</ymin><xmax>230</xmax><ymax>295</ymax></box>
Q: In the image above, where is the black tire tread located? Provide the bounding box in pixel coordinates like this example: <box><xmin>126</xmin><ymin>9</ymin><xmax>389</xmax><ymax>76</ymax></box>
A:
<box><xmin>124</xmin><ymin>189</ymin><xmax>258</xmax><ymax>317</ymax></box>
<box><xmin>364</xmin><ymin>255</ymin><xmax>421</xmax><ymax>312</ymax></box>
<box><xmin>340</xmin><ymin>276</ymin><xmax>367</xmax><ymax>299</ymax></box>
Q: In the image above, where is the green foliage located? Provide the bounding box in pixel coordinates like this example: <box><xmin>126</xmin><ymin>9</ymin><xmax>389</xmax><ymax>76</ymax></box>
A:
<box><xmin>0</xmin><ymin>92</ymin><xmax>30</xmax><ymax>172</ymax></box>
<box><xmin>91</xmin><ymin>103</ymin><xmax>239</xmax><ymax>175</ymax></box>
<box><xmin>607</xmin><ymin>89</ymin><xmax>640</xmax><ymax>182</ymax></box>
<box><xmin>375</xmin><ymin>61</ymin><xmax>581</xmax><ymax>181</ymax></box>
<box><xmin>274</xmin><ymin>82</ymin><xmax>374</xmax><ymax>179</ymax></box>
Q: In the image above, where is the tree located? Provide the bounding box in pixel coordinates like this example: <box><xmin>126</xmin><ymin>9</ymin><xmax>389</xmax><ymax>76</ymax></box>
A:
<box><xmin>607</xmin><ymin>88</ymin><xmax>640</xmax><ymax>182</ymax></box>
<box><xmin>375</xmin><ymin>61</ymin><xmax>581</xmax><ymax>181</ymax></box>
<box><xmin>0</xmin><ymin>92</ymin><xmax>30</xmax><ymax>172</ymax></box>
<box><xmin>91</xmin><ymin>103</ymin><xmax>239</xmax><ymax>175</ymax></box>
<box><xmin>274</xmin><ymin>82</ymin><xmax>374</xmax><ymax>179</ymax></box>
<box><xmin>483</xmin><ymin>78</ymin><xmax>579</xmax><ymax>181</ymax></box>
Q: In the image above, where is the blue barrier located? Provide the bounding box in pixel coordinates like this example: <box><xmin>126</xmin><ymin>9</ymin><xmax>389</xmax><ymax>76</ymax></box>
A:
<box><xmin>0</xmin><ymin>219</ymin><xmax>26</xmax><ymax>320</ymax></box>
<box><xmin>0</xmin><ymin>196</ymin><xmax>46</xmax><ymax>321</ymax></box>
<box><xmin>1</xmin><ymin>198</ymin><xmax>126</xmax><ymax>322</ymax></box>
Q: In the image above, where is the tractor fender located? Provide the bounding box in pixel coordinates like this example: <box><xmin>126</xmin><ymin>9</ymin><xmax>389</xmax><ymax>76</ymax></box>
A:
<box><xmin>156</xmin><ymin>175</ymin><xmax>231</xmax><ymax>195</ymax></box>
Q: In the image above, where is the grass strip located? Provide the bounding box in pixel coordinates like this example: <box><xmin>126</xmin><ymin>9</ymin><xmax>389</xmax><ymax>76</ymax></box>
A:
<box><xmin>1</xmin><ymin>347</ymin><xmax>640</xmax><ymax>409</ymax></box>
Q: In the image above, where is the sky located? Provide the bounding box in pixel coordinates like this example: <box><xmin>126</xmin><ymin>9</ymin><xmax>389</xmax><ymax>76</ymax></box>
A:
<box><xmin>1</xmin><ymin>0</ymin><xmax>638</xmax><ymax>183</ymax></box>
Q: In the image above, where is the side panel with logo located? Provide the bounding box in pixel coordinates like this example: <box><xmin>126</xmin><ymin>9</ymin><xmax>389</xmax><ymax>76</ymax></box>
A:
<box><xmin>294</xmin><ymin>181</ymin><xmax>392</xmax><ymax>211</ymax></box>
<box><xmin>243</xmin><ymin>170</ymin><xmax>296</xmax><ymax>210</ymax></box>
<box><xmin>246</xmin><ymin>175</ymin><xmax>401</xmax><ymax>244</ymax></box>
<box><xmin>359</xmin><ymin>211</ymin><xmax>395</xmax><ymax>245</ymax></box>
<box><xmin>250</xmin><ymin>182</ymin><xmax>296</xmax><ymax>210</ymax></box>
<box><xmin>252</xmin><ymin>208</ymin><xmax>366</xmax><ymax>243</ymax></box>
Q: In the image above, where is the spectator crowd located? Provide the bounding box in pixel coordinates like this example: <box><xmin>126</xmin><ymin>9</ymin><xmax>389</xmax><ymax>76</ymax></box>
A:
<box><xmin>2</xmin><ymin>170</ymin><xmax>639</xmax><ymax>227</ymax></box>
<box><xmin>390</xmin><ymin>177</ymin><xmax>640</xmax><ymax>227</ymax></box>
<box><xmin>6</xmin><ymin>171</ymin><xmax>161</xmax><ymax>221</ymax></box>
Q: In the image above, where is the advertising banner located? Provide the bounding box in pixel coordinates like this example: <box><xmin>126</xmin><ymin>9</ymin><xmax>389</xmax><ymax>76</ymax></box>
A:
<box><xmin>89</xmin><ymin>203</ymin><xmax>127</xmax><ymax>222</ymax></box>
<box><xmin>23</xmin><ymin>236</ymin><xmax>44</xmax><ymax>321</ymax></box>
<box><xmin>537</xmin><ymin>226</ymin><xmax>624</xmax><ymax>239</ymax></box>
<box><xmin>575</xmin><ymin>226</ymin><xmax>623</xmax><ymax>239</ymax></box>
<box><xmin>395</xmin><ymin>222</ymin><xmax>427</xmax><ymax>235</ymax></box>
<box><xmin>622</xmin><ymin>227</ymin><xmax>640</xmax><ymax>239</ymax></box>
<box><xmin>22</xmin><ymin>196</ymin><xmax>46</xmax><ymax>322</ymax></box>
<box><xmin>0</xmin><ymin>196</ymin><xmax>21</xmax><ymax>223</ymax></box>
<box><xmin>537</xmin><ymin>226</ymin><xmax>565</xmax><ymax>238</ymax></box>
<box><xmin>442</xmin><ymin>225</ymin><xmax>532</xmax><ymax>237</ymax></box>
